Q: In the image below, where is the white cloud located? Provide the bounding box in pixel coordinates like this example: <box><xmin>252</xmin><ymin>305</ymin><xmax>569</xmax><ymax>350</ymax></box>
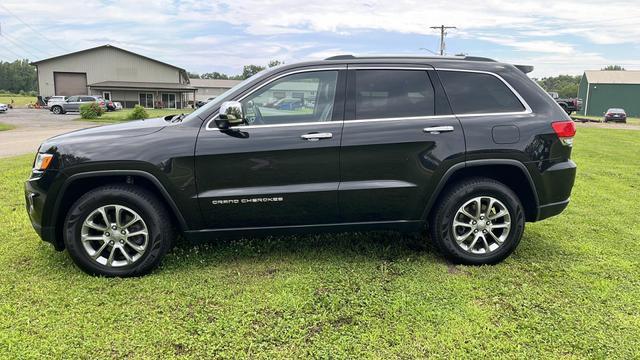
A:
<box><xmin>1</xmin><ymin>0</ymin><xmax>639</xmax><ymax>76</ymax></box>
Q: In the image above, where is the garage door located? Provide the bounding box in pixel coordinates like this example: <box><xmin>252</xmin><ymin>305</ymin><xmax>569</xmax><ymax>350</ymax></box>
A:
<box><xmin>54</xmin><ymin>72</ymin><xmax>87</xmax><ymax>96</ymax></box>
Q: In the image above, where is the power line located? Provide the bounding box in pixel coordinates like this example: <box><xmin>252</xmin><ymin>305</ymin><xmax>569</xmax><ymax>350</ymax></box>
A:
<box><xmin>0</xmin><ymin>43</ymin><xmax>27</xmax><ymax>60</ymax></box>
<box><xmin>0</xmin><ymin>3</ymin><xmax>69</xmax><ymax>53</ymax></box>
<box><xmin>430</xmin><ymin>25</ymin><xmax>457</xmax><ymax>56</ymax></box>
<box><xmin>0</xmin><ymin>34</ymin><xmax>42</xmax><ymax>60</ymax></box>
<box><xmin>0</xmin><ymin>23</ymin><xmax>54</xmax><ymax>58</ymax></box>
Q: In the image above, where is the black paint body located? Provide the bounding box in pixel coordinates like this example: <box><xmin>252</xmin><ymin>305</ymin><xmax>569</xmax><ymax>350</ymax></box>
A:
<box><xmin>25</xmin><ymin>57</ymin><xmax>576</xmax><ymax>250</ymax></box>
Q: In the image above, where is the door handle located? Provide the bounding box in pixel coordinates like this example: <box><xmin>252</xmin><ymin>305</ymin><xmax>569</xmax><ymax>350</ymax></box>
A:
<box><xmin>423</xmin><ymin>126</ymin><xmax>454</xmax><ymax>134</ymax></box>
<box><xmin>301</xmin><ymin>132</ymin><xmax>333</xmax><ymax>141</ymax></box>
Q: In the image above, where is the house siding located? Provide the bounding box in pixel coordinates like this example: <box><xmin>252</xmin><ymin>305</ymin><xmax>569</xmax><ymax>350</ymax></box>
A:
<box><xmin>36</xmin><ymin>47</ymin><xmax>184</xmax><ymax>97</ymax></box>
<box><xmin>583</xmin><ymin>83</ymin><xmax>640</xmax><ymax>117</ymax></box>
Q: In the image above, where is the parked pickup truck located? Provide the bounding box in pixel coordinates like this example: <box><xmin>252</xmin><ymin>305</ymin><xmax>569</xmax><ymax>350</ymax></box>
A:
<box><xmin>548</xmin><ymin>92</ymin><xmax>582</xmax><ymax>115</ymax></box>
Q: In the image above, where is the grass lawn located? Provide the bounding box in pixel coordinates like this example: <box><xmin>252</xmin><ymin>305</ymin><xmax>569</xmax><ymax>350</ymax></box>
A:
<box><xmin>573</xmin><ymin>114</ymin><xmax>640</xmax><ymax>125</ymax></box>
<box><xmin>88</xmin><ymin>108</ymin><xmax>194</xmax><ymax>124</ymax></box>
<box><xmin>1</xmin><ymin>127</ymin><xmax>639</xmax><ymax>358</ymax></box>
<box><xmin>0</xmin><ymin>95</ymin><xmax>37</xmax><ymax>108</ymax></box>
<box><xmin>0</xmin><ymin>122</ymin><xmax>15</xmax><ymax>131</ymax></box>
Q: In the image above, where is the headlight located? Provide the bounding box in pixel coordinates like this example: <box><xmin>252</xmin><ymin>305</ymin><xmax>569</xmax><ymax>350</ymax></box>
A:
<box><xmin>33</xmin><ymin>153</ymin><xmax>54</xmax><ymax>171</ymax></box>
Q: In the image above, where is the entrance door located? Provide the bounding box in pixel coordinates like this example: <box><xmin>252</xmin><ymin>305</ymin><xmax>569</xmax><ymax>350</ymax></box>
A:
<box><xmin>102</xmin><ymin>91</ymin><xmax>111</xmax><ymax>101</ymax></box>
<box><xmin>162</xmin><ymin>93</ymin><xmax>176</xmax><ymax>109</ymax></box>
<box><xmin>195</xmin><ymin>69</ymin><xmax>345</xmax><ymax>229</ymax></box>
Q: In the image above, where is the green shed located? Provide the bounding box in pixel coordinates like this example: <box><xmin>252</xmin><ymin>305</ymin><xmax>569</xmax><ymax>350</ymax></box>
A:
<box><xmin>578</xmin><ymin>70</ymin><xmax>640</xmax><ymax>117</ymax></box>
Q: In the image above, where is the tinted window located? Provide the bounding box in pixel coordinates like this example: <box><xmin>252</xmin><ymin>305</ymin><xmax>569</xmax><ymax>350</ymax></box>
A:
<box><xmin>80</xmin><ymin>96</ymin><xmax>95</xmax><ymax>102</ymax></box>
<box><xmin>355</xmin><ymin>70</ymin><xmax>434</xmax><ymax>119</ymax></box>
<box><xmin>67</xmin><ymin>96</ymin><xmax>79</xmax><ymax>102</ymax></box>
<box><xmin>241</xmin><ymin>71</ymin><xmax>338</xmax><ymax>125</ymax></box>
<box><xmin>439</xmin><ymin>71</ymin><xmax>525</xmax><ymax>114</ymax></box>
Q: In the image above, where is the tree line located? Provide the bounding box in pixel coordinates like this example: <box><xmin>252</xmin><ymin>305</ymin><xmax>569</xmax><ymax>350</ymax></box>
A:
<box><xmin>189</xmin><ymin>60</ymin><xmax>283</xmax><ymax>80</ymax></box>
<box><xmin>0</xmin><ymin>59</ymin><xmax>37</xmax><ymax>94</ymax></box>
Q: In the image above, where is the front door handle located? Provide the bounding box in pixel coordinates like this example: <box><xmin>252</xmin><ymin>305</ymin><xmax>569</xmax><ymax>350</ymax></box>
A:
<box><xmin>423</xmin><ymin>126</ymin><xmax>454</xmax><ymax>134</ymax></box>
<box><xmin>301</xmin><ymin>132</ymin><xmax>333</xmax><ymax>141</ymax></box>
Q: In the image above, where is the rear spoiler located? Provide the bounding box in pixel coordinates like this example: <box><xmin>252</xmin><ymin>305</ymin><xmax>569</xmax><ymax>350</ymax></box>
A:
<box><xmin>515</xmin><ymin>64</ymin><xmax>534</xmax><ymax>74</ymax></box>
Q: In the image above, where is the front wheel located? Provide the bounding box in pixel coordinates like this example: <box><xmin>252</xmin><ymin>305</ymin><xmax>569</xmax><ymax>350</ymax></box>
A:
<box><xmin>429</xmin><ymin>177</ymin><xmax>525</xmax><ymax>265</ymax></box>
<box><xmin>51</xmin><ymin>106</ymin><xmax>63</xmax><ymax>114</ymax></box>
<box><xmin>63</xmin><ymin>184</ymin><xmax>174</xmax><ymax>277</ymax></box>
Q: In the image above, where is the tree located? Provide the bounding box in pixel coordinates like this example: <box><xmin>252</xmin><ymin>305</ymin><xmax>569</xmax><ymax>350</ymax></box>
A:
<box><xmin>601</xmin><ymin>65</ymin><xmax>625</xmax><ymax>71</ymax></box>
<box><xmin>536</xmin><ymin>74</ymin><xmax>581</xmax><ymax>98</ymax></box>
<box><xmin>187</xmin><ymin>72</ymin><xmax>201</xmax><ymax>79</ymax></box>
<box><xmin>195</xmin><ymin>60</ymin><xmax>285</xmax><ymax>81</ymax></box>
<box><xmin>0</xmin><ymin>59</ymin><xmax>37</xmax><ymax>94</ymax></box>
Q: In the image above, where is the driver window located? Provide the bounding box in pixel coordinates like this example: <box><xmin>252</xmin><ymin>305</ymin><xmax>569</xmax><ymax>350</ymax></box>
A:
<box><xmin>241</xmin><ymin>71</ymin><xmax>338</xmax><ymax>126</ymax></box>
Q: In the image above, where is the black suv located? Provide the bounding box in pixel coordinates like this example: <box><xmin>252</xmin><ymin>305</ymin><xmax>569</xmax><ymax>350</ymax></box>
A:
<box><xmin>25</xmin><ymin>55</ymin><xmax>577</xmax><ymax>277</ymax></box>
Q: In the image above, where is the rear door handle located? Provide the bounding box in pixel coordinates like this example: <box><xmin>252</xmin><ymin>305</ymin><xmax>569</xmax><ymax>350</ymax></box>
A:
<box><xmin>423</xmin><ymin>126</ymin><xmax>454</xmax><ymax>134</ymax></box>
<box><xmin>301</xmin><ymin>132</ymin><xmax>333</xmax><ymax>141</ymax></box>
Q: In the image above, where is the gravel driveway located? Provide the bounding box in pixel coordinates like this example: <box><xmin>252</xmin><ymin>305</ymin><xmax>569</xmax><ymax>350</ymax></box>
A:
<box><xmin>0</xmin><ymin>109</ymin><xmax>97</xmax><ymax>158</ymax></box>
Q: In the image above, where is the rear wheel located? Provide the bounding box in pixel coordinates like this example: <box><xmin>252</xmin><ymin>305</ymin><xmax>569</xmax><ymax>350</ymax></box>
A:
<box><xmin>63</xmin><ymin>184</ymin><xmax>174</xmax><ymax>277</ymax></box>
<box><xmin>51</xmin><ymin>106</ymin><xmax>63</xmax><ymax>114</ymax></box>
<box><xmin>429</xmin><ymin>177</ymin><xmax>525</xmax><ymax>265</ymax></box>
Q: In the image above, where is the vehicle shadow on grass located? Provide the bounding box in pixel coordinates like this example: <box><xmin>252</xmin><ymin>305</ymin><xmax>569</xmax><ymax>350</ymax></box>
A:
<box><xmin>168</xmin><ymin>231</ymin><xmax>437</xmax><ymax>266</ymax></box>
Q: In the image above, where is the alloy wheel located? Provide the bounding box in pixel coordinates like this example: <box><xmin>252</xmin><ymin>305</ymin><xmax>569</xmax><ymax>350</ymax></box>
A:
<box><xmin>451</xmin><ymin>196</ymin><xmax>511</xmax><ymax>255</ymax></box>
<box><xmin>80</xmin><ymin>204</ymin><xmax>149</xmax><ymax>267</ymax></box>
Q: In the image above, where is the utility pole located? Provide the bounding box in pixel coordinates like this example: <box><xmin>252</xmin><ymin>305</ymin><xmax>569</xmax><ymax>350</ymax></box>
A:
<box><xmin>430</xmin><ymin>25</ymin><xmax>456</xmax><ymax>55</ymax></box>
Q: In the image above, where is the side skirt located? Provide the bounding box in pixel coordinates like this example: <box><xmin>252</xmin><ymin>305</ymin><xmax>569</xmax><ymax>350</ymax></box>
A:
<box><xmin>183</xmin><ymin>220</ymin><xmax>424</xmax><ymax>241</ymax></box>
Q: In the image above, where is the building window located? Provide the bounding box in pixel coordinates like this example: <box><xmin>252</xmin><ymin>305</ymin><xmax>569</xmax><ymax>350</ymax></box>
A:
<box><xmin>102</xmin><ymin>91</ymin><xmax>111</xmax><ymax>101</ymax></box>
<box><xmin>161</xmin><ymin>93</ymin><xmax>176</xmax><ymax>109</ymax></box>
<box><xmin>139</xmin><ymin>93</ymin><xmax>154</xmax><ymax>108</ymax></box>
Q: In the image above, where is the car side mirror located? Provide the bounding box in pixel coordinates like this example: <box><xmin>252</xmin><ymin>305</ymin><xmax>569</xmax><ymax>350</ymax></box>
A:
<box><xmin>216</xmin><ymin>101</ymin><xmax>244</xmax><ymax>129</ymax></box>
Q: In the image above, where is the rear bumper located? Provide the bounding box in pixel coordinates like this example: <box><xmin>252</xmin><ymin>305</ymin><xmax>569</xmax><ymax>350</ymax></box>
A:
<box><xmin>534</xmin><ymin>159</ymin><xmax>576</xmax><ymax>221</ymax></box>
<box><xmin>536</xmin><ymin>199</ymin><xmax>570</xmax><ymax>221</ymax></box>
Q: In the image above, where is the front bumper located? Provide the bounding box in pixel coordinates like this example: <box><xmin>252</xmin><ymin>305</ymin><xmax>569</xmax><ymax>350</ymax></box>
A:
<box><xmin>25</xmin><ymin>171</ymin><xmax>65</xmax><ymax>250</ymax></box>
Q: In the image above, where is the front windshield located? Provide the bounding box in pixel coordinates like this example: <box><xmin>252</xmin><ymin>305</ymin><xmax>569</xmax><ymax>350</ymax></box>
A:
<box><xmin>183</xmin><ymin>67</ymin><xmax>276</xmax><ymax>122</ymax></box>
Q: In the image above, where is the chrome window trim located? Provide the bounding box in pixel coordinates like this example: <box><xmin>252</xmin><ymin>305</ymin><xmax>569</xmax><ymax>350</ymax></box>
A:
<box><xmin>205</xmin><ymin>65</ymin><xmax>534</xmax><ymax>132</ymax></box>
<box><xmin>433</xmin><ymin>67</ymin><xmax>533</xmax><ymax>115</ymax></box>
<box><xmin>205</xmin><ymin>66</ymin><xmax>345</xmax><ymax>131</ymax></box>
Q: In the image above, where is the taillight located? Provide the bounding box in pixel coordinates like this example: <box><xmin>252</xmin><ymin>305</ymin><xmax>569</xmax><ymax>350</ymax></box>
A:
<box><xmin>552</xmin><ymin>121</ymin><xmax>576</xmax><ymax>147</ymax></box>
<box><xmin>100</xmin><ymin>101</ymin><xmax>105</xmax><ymax>106</ymax></box>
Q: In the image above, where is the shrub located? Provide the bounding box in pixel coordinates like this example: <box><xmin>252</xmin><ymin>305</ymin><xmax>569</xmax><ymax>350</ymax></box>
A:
<box><xmin>127</xmin><ymin>105</ymin><xmax>149</xmax><ymax>120</ymax></box>
<box><xmin>79</xmin><ymin>102</ymin><xmax>104</xmax><ymax>119</ymax></box>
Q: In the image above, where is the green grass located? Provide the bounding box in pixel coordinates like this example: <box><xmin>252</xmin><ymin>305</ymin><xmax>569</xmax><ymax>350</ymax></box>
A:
<box><xmin>0</xmin><ymin>122</ymin><xmax>15</xmax><ymax>131</ymax></box>
<box><xmin>1</xmin><ymin>128</ymin><xmax>639</xmax><ymax>358</ymax></box>
<box><xmin>573</xmin><ymin>114</ymin><xmax>640</xmax><ymax>125</ymax></box>
<box><xmin>0</xmin><ymin>95</ymin><xmax>37</xmax><ymax>108</ymax></box>
<box><xmin>87</xmin><ymin>108</ymin><xmax>194</xmax><ymax>123</ymax></box>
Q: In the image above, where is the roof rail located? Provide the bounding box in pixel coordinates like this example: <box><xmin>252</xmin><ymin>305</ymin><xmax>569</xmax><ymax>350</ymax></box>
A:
<box><xmin>324</xmin><ymin>54</ymin><xmax>496</xmax><ymax>62</ymax></box>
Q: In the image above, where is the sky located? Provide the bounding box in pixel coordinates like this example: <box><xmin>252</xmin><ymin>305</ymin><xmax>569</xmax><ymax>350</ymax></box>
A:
<box><xmin>0</xmin><ymin>0</ymin><xmax>639</xmax><ymax>78</ymax></box>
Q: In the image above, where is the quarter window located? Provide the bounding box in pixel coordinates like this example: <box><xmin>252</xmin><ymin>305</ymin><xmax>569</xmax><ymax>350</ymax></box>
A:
<box><xmin>438</xmin><ymin>71</ymin><xmax>525</xmax><ymax>114</ymax></box>
<box><xmin>354</xmin><ymin>70</ymin><xmax>435</xmax><ymax>120</ymax></box>
<box><xmin>240</xmin><ymin>71</ymin><xmax>338</xmax><ymax>126</ymax></box>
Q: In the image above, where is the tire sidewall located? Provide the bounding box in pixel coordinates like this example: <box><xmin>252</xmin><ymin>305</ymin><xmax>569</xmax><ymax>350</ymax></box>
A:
<box><xmin>64</xmin><ymin>188</ymin><xmax>167</xmax><ymax>277</ymax></box>
<box><xmin>434</xmin><ymin>181</ymin><xmax>525</xmax><ymax>264</ymax></box>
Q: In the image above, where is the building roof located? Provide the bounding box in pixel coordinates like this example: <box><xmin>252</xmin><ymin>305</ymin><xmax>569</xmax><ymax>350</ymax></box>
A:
<box><xmin>88</xmin><ymin>81</ymin><xmax>196</xmax><ymax>91</ymax></box>
<box><xmin>189</xmin><ymin>79</ymin><xmax>243</xmax><ymax>88</ymax></box>
<box><xmin>584</xmin><ymin>70</ymin><xmax>640</xmax><ymax>84</ymax></box>
<box><xmin>31</xmin><ymin>44</ymin><xmax>190</xmax><ymax>82</ymax></box>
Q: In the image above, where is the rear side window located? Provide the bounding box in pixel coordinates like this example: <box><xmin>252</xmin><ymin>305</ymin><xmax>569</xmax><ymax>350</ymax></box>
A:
<box><xmin>438</xmin><ymin>71</ymin><xmax>525</xmax><ymax>114</ymax></box>
<box><xmin>355</xmin><ymin>70</ymin><xmax>435</xmax><ymax>119</ymax></box>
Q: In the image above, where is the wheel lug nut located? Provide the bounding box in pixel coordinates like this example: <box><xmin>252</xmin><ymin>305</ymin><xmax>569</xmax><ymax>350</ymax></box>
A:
<box><xmin>120</xmin><ymin>239</ymin><xmax>124</xmax><ymax>244</ymax></box>
<box><xmin>472</xmin><ymin>221</ymin><xmax>476</xmax><ymax>225</ymax></box>
<box><xmin>112</xmin><ymin>225</ymin><xmax>117</xmax><ymax>230</ymax></box>
<box><xmin>109</xmin><ymin>240</ymin><xmax>114</xmax><ymax>245</ymax></box>
<box><xmin>105</xmin><ymin>232</ymin><xmax>110</xmax><ymax>236</ymax></box>
<box><xmin>474</xmin><ymin>229</ymin><xmax>478</xmax><ymax>233</ymax></box>
<box><xmin>483</xmin><ymin>230</ymin><xmax>487</xmax><ymax>233</ymax></box>
<box><xmin>121</xmin><ymin>230</ymin><xmax>126</xmax><ymax>235</ymax></box>
<box><xmin>486</xmin><ymin>222</ymin><xmax>490</xmax><ymax>225</ymax></box>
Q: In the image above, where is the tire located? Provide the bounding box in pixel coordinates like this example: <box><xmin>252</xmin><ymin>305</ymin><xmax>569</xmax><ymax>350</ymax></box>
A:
<box><xmin>429</xmin><ymin>177</ymin><xmax>525</xmax><ymax>265</ymax></box>
<box><xmin>63</xmin><ymin>184</ymin><xmax>174</xmax><ymax>277</ymax></box>
<box><xmin>51</xmin><ymin>106</ymin><xmax>63</xmax><ymax>115</ymax></box>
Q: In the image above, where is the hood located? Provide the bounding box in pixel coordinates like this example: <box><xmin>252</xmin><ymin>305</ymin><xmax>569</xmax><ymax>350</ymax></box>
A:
<box><xmin>48</xmin><ymin>117</ymin><xmax>168</xmax><ymax>142</ymax></box>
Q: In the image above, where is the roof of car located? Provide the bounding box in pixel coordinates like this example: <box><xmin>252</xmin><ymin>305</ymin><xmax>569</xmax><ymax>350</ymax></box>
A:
<box><xmin>269</xmin><ymin>55</ymin><xmax>531</xmax><ymax>74</ymax></box>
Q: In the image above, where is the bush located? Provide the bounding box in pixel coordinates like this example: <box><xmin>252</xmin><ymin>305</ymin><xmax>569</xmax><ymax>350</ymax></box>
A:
<box><xmin>79</xmin><ymin>102</ymin><xmax>104</xmax><ymax>119</ymax></box>
<box><xmin>127</xmin><ymin>105</ymin><xmax>149</xmax><ymax>120</ymax></box>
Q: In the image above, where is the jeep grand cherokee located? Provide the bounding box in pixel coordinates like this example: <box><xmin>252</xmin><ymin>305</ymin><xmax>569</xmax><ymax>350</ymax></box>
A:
<box><xmin>25</xmin><ymin>55</ymin><xmax>577</xmax><ymax>277</ymax></box>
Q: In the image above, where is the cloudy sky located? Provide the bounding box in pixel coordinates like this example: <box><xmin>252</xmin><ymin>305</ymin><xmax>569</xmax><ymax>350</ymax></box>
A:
<box><xmin>0</xmin><ymin>0</ymin><xmax>639</xmax><ymax>77</ymax></box>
